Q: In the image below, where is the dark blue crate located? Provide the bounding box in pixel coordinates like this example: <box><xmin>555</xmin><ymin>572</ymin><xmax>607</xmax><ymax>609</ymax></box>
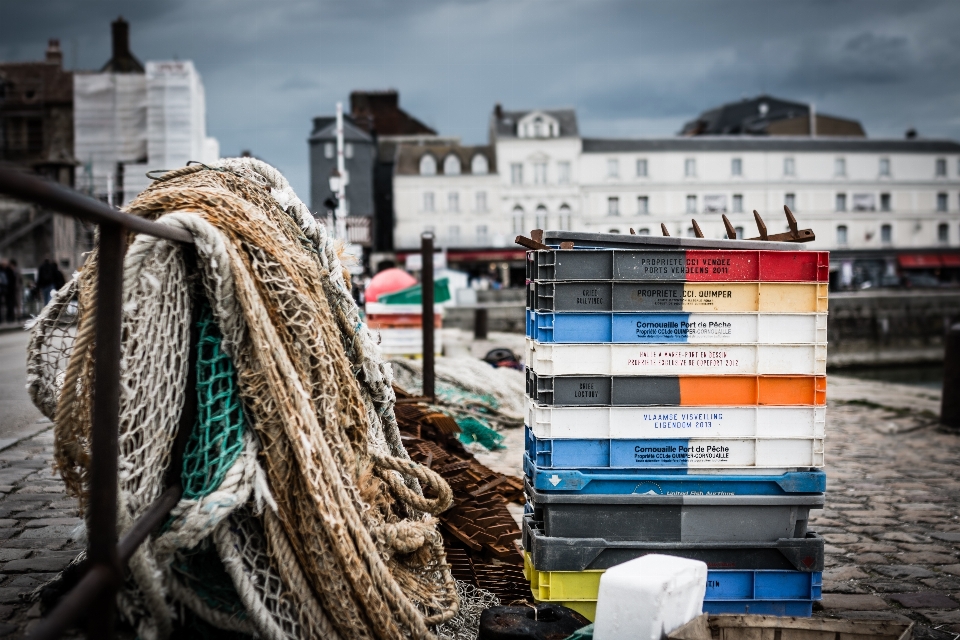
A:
<box><xmin>523</xmin><ymin>453</ymin><xmax>827</xmax><ymax>495</ymax></box>
<box><xmin>703</xmin><ymin>600</ymin><xmax>814</xmax><ymax>616</ymax></box>
<box><xmin>706</xmin><ymin>570</ymin><xmax>821</xmax><ymax>600</ymax></box>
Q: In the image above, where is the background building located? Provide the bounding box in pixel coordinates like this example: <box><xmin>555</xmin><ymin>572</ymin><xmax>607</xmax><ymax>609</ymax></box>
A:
<box><xmin>74</xmin><ymin>18</ymin><xmax>219</xmax><ymax>207</ymax></box>
<box><xmin>0</xmin><ymin>38</ymin><xmax>84</xmax><ymax>273</ymax></box>
<box><xmin>392</xmin><ymin>95</ymin><xmax>960</xmax><ymax>289</ymax></box>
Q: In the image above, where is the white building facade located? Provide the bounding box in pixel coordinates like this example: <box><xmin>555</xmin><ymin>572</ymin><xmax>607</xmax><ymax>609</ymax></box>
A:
<box><xmin>74</xmin><ymin>60</ymin><xmax>219</xmax><ymax>206</ymax></box>
<box><xmin>392</xmin><ymin>105</ymin><xmax>960</xmax><ymax>285</ymax></box>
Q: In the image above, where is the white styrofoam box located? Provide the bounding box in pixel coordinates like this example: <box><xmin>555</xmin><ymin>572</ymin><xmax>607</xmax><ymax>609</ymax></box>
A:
<box><xmin>526</xmin><ymin>401</ymin><xmax>826</xmax><ymax>439</ymax></box>
<box><xmin>593</xmin><ymin>554</ymin><xmax>706</xmax><ymax>640</ymax></box>
<box><xmin>525</xmin><ymin>339</ymin><xmax>827</xmax><ymax>376</ymax></box>
<box><xmin>375</xmin><ymin>327</ymin><xmax>442</xmax><ymax>356</ymax></box>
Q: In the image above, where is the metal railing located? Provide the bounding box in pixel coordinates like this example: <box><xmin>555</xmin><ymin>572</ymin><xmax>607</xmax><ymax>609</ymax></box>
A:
<box><xmin>0</xmin><ymin>168</ymin><xmax>197</xmax><ymax>640</ymax></box>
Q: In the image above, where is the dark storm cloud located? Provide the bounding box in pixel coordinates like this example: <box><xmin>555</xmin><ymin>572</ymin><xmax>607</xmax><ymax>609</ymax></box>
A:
<box><xmin>2</xmin><ymin>0</ymin><xmax>959</xmax><ymax>197</ymax></box>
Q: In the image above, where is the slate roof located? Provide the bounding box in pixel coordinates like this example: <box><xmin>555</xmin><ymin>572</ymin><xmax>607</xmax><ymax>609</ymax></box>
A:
<box><xmin>680</xmin><ymin>95</ymin><xmax>864</xmax><ymax>137</ymax></box>
<box><xmin>581</xmin><ymin>137</ymin><xmax>960</xmax><ymax>154</ymax></box>
<box><xmin>490</xmin><ymin>108</ymin><xmax>579</xmax><ymax>139</ymax></box>
<box><xmin>395</xmin><ymin>143</ymin><xmax>496</xmax><ymax>176</ymax></box>
<box><xmin>309</xmin><ymin>116</ymin><xmax>374</xmax><ymax>143</ymax></box>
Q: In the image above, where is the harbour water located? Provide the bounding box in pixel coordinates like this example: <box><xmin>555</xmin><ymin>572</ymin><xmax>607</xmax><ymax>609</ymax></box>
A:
<box><xmin>832</xmin><ymin>363</ymin><xmax>944</xmax><ymax>390</ymax></box>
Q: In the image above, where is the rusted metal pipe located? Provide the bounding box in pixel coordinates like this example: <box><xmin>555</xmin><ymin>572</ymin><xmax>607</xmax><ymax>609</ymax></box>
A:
<box><xmin>0</xmin><ymin>168</ymin><xmax>193</xmax><ymax>244</ymax></box>
<box><xmin>421</xmin><ymin>233</ymin><xmax>435</xmax><ymax>402</ymax></box>
<box><xmin>86</xmin><ymin>224</ymin><xmax>126</xmax><ymax>640</ymax></box>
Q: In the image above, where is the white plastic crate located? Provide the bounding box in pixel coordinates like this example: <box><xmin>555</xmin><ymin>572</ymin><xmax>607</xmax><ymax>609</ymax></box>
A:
<box><xmin>526</xmin><ymin>401</ymin><xmax>826</xmax><ymax>439</ymax></box>
<box><xmin>525</xmin><ymin>340</ymin><xmax>827</xmax><ymax>377</ymax></box>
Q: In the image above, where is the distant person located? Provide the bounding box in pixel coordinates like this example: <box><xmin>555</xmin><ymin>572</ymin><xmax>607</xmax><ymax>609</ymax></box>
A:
<box><xmin>37</xmin><ymin>257</ymin><xmax>65</xmax><ymax>305</ymax></box>
<box><xmin>3</xmin><ymin>259</ymin><xmax>19</xmax><ymax>322</ymax></box>
<box><xmin>0</xmin><ymin>260</ymin><xmax>8</xmax><ymax>322</ymax></box>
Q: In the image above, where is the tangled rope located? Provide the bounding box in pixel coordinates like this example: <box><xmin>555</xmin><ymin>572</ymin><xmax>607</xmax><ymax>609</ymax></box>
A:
<box><xmin>28</xmin><ymin>158</ymin><xmax>466</xmax><ymax>639</ymax></box>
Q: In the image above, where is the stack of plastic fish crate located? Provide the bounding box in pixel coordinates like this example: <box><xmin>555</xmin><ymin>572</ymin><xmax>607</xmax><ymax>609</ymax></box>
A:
<box><xmin>521</xmin><ymin>232</ymin><xmax>829</xmax><ymax>620</ymax></box>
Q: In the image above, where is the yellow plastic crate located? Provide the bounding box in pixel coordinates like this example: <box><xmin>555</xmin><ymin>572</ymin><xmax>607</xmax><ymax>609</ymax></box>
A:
<box><xmin>525</xmin><ymin>552</ymin><xmax>604</xmax><ymax>601</ymax></box>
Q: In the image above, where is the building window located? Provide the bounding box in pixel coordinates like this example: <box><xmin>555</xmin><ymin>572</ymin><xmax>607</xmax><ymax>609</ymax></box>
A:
<box><xmin>471</xmin><ymin>154</ymin><xmax>488</xmax><ymax>175</ymax></box>
<box><xmin>881</xmin><ymin>224</ymin><xmax>892</xmax><ymax>245</ymax></box>
<box><xmin>559</xmin><ymin>203</ymin><xmax>571</xmax><ymax>230</ymax></box>
<box><xmin>684</xmin><ymin>158</ymin><xmax>696</xmax><ymax>177</ymax></box>
<box><xmin>937</xmin><ymin>192</ymin><xmax>948</xmax><ymax>212</ymax></box>
<box><xmin>879</xmin><ymin>158</ymin><xmax>890</xmax><ymax>177</ymax></box>
<box><xmin>835</xmin><ymin>158</ymin><xmax>846</xmax><ymax>177</ymax></box>
<box><xmin>558</xmin><ymin>161</ymin><xmax>571</xmax><ymax>184</ymax></box>
<box><xmin>637</xmin><ymin>196</ymin><xmax>649</xmax><ymax>215</ymax></box>
<box><xmin>476</xmin><ymin>225</ymin><xmax>488</xmax><ymax>243</ymax></box>
<box><xmin>448</xmin><ymin>192</ymin><xmax>459</xmax><ymax>212</ymax></box>
<box><xmin>423</xmin><ymin>192</ymin><xmax>435</xmax><ymax>212</ymax></box>
<box><xmin>686</xmin><ymin>227</ymin><xmax>697</xmax><ymax>238</ymax></box>
<box><xmin>345</xmin><ymin>143</ymin><xmax>354</xmax><ymax>159</ymax></box>
<box><xmin>785</xmin><ymin>193</ymin><xmax>796</xmax><ymax>211</ymax></box>
<box><xmin>637</xmin><ymin>228</ymin><xmax>650</xmax><ymax>235</ymax></box>
<box><xmin>510</xmin><ymin>163</ymin><xmax>523</xmax><ymax>185</ymax></box>
<box><xmin>444</xmin><ymin>154</ymin><xmax>461</xmax><ymax>175</ymax></box>
<box><xmin>535</xmin><ymin>205</ymin><xmax>548</xmax><ymax>229</ymax></box>
<box><xmin>936</xmin><ymin>158</ymin><xmax>947</xmax><ymax>177</ymax></box>
<box><xmin>420</xmin><ymin>154</ymin><xmax>437</xmax><ymax>176</ymax></box>
<box><xmin>534</xmin><ymin>162</ymin><xmax>547</xmax><ymax>185</ymax></box>
<box><xmin>938</xmin><ymin>222</ymin><xmax>949</xmax><ymax>244</ymax></box>
<box><xmin>636</xmin><ymin>159</ymin><xmax>648</xmax><ymax>177</ymax></box>
<box><xmin>837</xmin><ymin>225</ymin><xmax>848</xmax><ymax>246</ymax></box>
<box><xmin>324</xmin><ymin>142</ymin><xmax>334</xmax><ymax>159</ymax></box>
<box><xmin>836</xmin><ymin>193</ymin><xmax>847</xmax><ymax>212</ymax></box>
<box><xmin>704</xmin><ymin>194</ymin><xmax>727</xmax><ymax>213</ymax></box>
<box><xmin>852</xmin><ymin>193</ymin><xmax>876</xmax><ymax>211</ymax></box>
<box><xmin>731</xmin><ymin>158</ymin><xmax>742</xmax><ymax>176</ymax></box>
<box><xmin>448</xmin><ymin>225</ymin><xmax>460</xmax><ymax>244</ymax></box>
<box><xmin>512</xmin><ymin>205</ymin><xmax>524</xmax><ymax>234</ymax></box>
<box><xmin>732</xmin><ymin>194</ymin><xmax>743</xmax><ymax>213</ymax></box>
<box><xmin>686</xmin><ymin>195</ymin><xmax>697</xmax><ymax>214</ymax></box>
<box><xmin>784</xmin><ymin>157</ymin><xmax>795</xmax><ymax>177</ymax></box>
<box><xmin>607</xmin><ymin>158</ymin><xmax>620</xmax><ymax>179</ymax></box>
<box><xmin>735</xmin><ymin>226</ymin><xmax>744</xmax><ymax>239</ymax></box>
<box><xmin>476</xmin><ymin>191</ymin><xmax>487</xmax><ymax>212</ymax></box>
<box><xmin>880</xmin><ymin>193</ymin><xmax>891</xmax><ymax>212</ymax></box>
<box><xmin>607</xmin><ymin>197</ymin><xmax>620</xmax><ymax>216</ymax></box>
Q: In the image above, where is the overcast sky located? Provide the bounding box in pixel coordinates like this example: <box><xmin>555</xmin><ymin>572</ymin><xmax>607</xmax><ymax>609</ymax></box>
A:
<box><xmin>2</xmin><ymin>0</ymin><xmax>959</xmax><ymax>199</ymax></box>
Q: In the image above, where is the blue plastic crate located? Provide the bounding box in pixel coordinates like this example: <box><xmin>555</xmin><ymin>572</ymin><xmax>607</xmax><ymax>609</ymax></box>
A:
<box><xmin>525</xmin><ymin>311</ymin><xmax>826</xmax><ymax>345</ymax></box>
<box><xmin>524</xmin><ymin>425</ymin><xmax>824</xmax><ymax>470</ymax></box>
<box><xmin>523</xmin><ymin>453</ymin><xmax>827</xmax><ymax>495</ymax></box>
<box><xmin>703</xmin><ymin>601</ymin><xmax>814</xmax><ymax>616</ymax></box>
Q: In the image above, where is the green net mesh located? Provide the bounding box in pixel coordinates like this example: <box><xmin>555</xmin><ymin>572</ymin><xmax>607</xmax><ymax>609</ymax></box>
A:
<box><xmin>181</xmin><ymin>301</ymin><xmax>246</xmax><ymax>500</ymax></box>
<box><xmin>171</xmin><ymin>539</ymin><xmax>250</xmax><ymax>625</ymax></box>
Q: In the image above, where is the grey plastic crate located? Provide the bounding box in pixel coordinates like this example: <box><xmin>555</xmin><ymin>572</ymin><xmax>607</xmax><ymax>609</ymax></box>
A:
<box><xmin>541</xmin><ymin>230</ymin><xmax>797</xmax><ymax>251</ymax></box>
<box><xmin>523</xmin><ymin>516</ymin><xmax>825</xmax><ymax>573</ymax></box>
<box><xmin>526</xmin><ymin>479</ymin><xmax>822</xmax><ymax>542</ymax></box>
<box><xmin>530</xmin><ymin>281</ymin><xmax>693</xmax><ymax>312</ymax></box>
<box><xmin>526</xmin><ymin>370</ymin><xmax>682</xmax><ymax>406</ymax></box>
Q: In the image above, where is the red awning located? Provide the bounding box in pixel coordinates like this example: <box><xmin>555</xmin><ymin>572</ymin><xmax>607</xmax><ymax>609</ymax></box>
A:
<box><xmin>941</xmin><ymin>254</ymin><xmax>960</xmax><ymax>267</ymax></box>
<box><xmin>898</xmin><ymin>254</ymin><xmax>942</xmax><ymax>268</ymax></box>
<box><xmin>446</xmin><ymin>250</ymin><xmax>527</xmax><ymax>262</ymax></box>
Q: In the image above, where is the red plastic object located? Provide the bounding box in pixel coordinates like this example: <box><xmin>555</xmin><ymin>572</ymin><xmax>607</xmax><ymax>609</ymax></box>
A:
<box><xmin>682</xmin><ymin>251</ymin><xmax>829</xmax><ymax>282</ymax></box>
<box><xmin>366</xmin><ymin>268</ymin><xmax>417</xmax><ymax>302</ymax></box>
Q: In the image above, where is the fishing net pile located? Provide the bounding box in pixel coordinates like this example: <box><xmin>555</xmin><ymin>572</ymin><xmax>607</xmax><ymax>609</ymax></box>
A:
<box><xmin>389</xmin><ymin>358</ymin><xmax>524</xmax><ymax>450</ymax></box>
<box><xmin>25</xmin><ymin>158</ymin><xmax>479</xmax><ymax>639</ymax></box>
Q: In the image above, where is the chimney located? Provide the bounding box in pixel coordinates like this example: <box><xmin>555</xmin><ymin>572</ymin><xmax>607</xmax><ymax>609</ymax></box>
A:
<box><xmin>809</xmin><ymin>103</ymin><xmax>816</xmax><ymax>137</ymax></box>
<box><xmin>494</xmin><ymin>103</ymin><xmax>503</xmax><ymax>119</ymax></box>
<box><xmin>45</xmin><ymin>39</ymin><xmax>63</xmax><ymax>66</ymax></box>
<box><xmin>112</xmin><ymin>17</ymin><xmax>131</xmax><ymax>61</ymax></box>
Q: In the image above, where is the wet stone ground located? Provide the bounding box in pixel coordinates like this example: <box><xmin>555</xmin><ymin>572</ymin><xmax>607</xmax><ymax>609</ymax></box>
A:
<box><xmin>812</xmin><ymin>399</ymin><xmax>960</xmax><ymax>632</ymax></box>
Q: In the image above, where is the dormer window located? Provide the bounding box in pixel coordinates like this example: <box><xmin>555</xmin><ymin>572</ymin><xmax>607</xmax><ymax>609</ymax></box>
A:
<box><xmin>518</xmin><ymin>111</ymin><xmax>560</xmax><ymax>138</ymax></box>
<box><xmin>443</xmin><ymin>154</ymin><xmax>461</xmax><ymax>175</ymax></box>
<box><xmin>471</xmin><ymin>154</ymin><xmax>489</xmax><ymax>175</ymax></box>
<box><xmin>420</xmin><ymin>154</ymin><xmax>437</xmax><ymax>175</ymax></box>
